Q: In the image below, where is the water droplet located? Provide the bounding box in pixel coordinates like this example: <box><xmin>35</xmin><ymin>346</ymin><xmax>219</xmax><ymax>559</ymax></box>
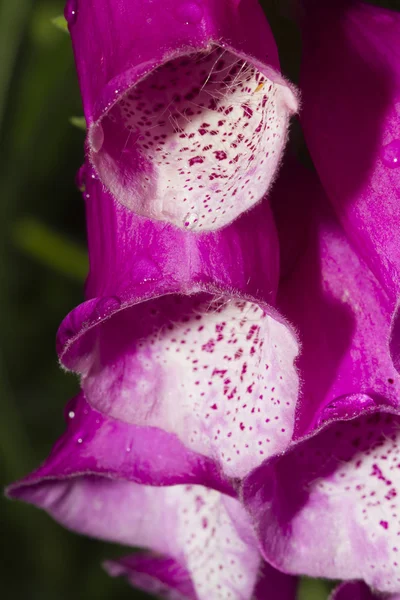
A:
<box><xmin>68</xmin><ymin>411</ymin><xmax>75</xmax><ymax>419</ymax></box>
<box><xmin>133</xmin><ymin>257</ymin><xmax>162</xmax><ymax>284</ymax></box>
<box><xmin>90</xmin><ymin>122</ymin><xmax>104</xmax><ymax>153</ymax></box>
<box><xmin>382</xmin><ymin>139</ymin><xmax>400</xmax><ymax>169</ymax></box>
<box><xmin>77</xmin><ymin>437</ymin><xmax>83</xmax><ymax>444</ymax></box>
<box><xmin>176</xmin><ymin>1</ymin><xmax>204</xmax><ymax>24</ymax></box>
<box><xmin>183</xmin><ymin>212</ymin><xmax>199</xmax><ymax>229</ymax></box>
<box><xmin>95</xmin><ymin>296</ymin><xmax>121</xmax><ymax>320</ymax></box>
<box><xmin>64</xmin><ymin>0</ymin><xmax>78</xmax><ymax>25</ymax></box>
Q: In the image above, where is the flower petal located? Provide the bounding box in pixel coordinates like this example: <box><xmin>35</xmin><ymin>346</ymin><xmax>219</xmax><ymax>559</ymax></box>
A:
<box><xmin>10</xmin><ymin>473</ymin><xmax>263</xmax><ymax>599</ymax></box>
<box><xmin>300</xmin><ymin>2</ymin><xmax>400</xmax><ymax>369</ymax></box>
<box><xmin>331</xmin><ymin>581</ymin><xmax>400</xmax><ymax>600</ymax></box>
<box><xmin>270</xmin><ymin>163</ymin><xmax>400</xmax><ymax>437</ymax></box>
<box><xmin>68</xmin><ymin>0</ymin><xmax>297</xmax><ymax>230</ymax></box>
<box><xmin>76</xmin><ymin>164</ymin><xmax>280</xmax><ymax>306</ymax></box>
<box><xmin>105</xmin><ymin>553</ymin><xmax>298</xmax><ymax>600</ymax></box>
<box><xmin>59</xmin><ymin>170</ymin><xmax>300</xmax><ymax>479</ymax></box>
<box><xmin>8</xmin><ymin>392</ymin><xmax>232</xmax><ymax>491</ymax></box>
<box><xmin>104</xmin><ymin>554</ymin><xmax>198</xmax><ymax>600</ymax></box>
<box><xmin>244</xmin><ymin>408</ymin><xmax>400</xmax><ymax>594</ymax></box>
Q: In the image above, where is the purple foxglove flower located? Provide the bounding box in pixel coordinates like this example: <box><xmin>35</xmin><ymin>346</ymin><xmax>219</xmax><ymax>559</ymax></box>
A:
<box><xmin>58</xmin><ymin>166</ymin><xmax>300</xmax><ymax>480</ymax></box>
<box><xmin>241</xmin><ymin>168</ymin><xmax>400</xmax><ymax>595</ymax></box>
<box><xmin>66</xmin><ymin>0</ymin><xmax>297</xmax><ymax>231</ymax></box>
<box><xmin>243</xmin><ymin>406</ymin><xmax>400</xmax><ymax>595</ymax></box>
<box><xmin>331</xmin><ymin>581</ymin><xmax>400</xmax><ymax>600</ymax></box>
<box><xmin>299</xmin><ymin>0</ymin><xmax>400</xmax><ymax>373</ymax></box>
<box><xmin>7</xmin><ymin>394</ymin><xmax>297</xmax><ymax>600</ymax></box>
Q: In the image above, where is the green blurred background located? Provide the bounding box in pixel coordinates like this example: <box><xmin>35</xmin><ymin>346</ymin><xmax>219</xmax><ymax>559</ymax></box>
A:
<box><xmin>0</xmin><ymin>1</ymin><xmax>398</xmax><ymax>599</ymax></box>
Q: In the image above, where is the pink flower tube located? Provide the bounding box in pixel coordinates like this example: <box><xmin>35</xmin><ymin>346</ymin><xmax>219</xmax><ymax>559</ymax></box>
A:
<box><xmin>66</xmin><ymin>0</ymin><xmax>297</xmax><ymax>231</ymax></box>
<box><xmin>57</xmin><ymin>165</ymin><xmax>300</xmax><ymax>482</ymax></box>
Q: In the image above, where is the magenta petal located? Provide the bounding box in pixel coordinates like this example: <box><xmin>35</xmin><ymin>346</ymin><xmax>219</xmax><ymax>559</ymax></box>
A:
<box><xmin>8</xmin><ymin>392</ymin><xmax>296</xmax><ymax>599</ymax></box>
<box><xmin>7</xmin><ymin>393</ymin><xmax>231</xmax><ymax>492</ymax></box>
<box><xmin>243</xmin><ymin>408</ymin><xmax>400</xmax><ymax>594</ymax></box>
<box><xmin>10</xmin><ymin>471</ymin><xmax>266</xmax><ymax>599</ymax></box>
<box><xmin>68</xmin><ymin>0</ymin><xmax>297</xmax><ymax>230</ymax></box>
<box><xmin>331</xmin><ymin>581</ymin><xmax>400</xmax><ymax>600</ymax></box>
<box><xmin>104</xmin><ymin>554</ymin><xmax>198</xmax><ymax>600</ymax></box>
<box><xmin>78</xmin><ymin>164</ymin><xmax>280</xmax><ymax>305</ymax></box>
<box><xmin>270</xmin><ymin>163</ymin><xmax>400</xmax><ymax>437</ymax></box>
<box><xmin>58</xmin><ymin>171</ymin><xmax>300</xmax><ymax>479</ymax></box>
<box><xmin>300</xmin><ymin>2</ymin><xmax>400</xmax><ymax>368</ymax></box>
<box><xmin>105</xmin><ymin>553</ymin><xmax>298</xmax><ymax>600</ymax></box>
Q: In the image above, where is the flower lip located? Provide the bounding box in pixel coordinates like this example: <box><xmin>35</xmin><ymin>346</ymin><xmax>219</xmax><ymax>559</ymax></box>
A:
<box><xmin>243</xmin><ymin>405</ymin><xmax>400</xmax><ymax>595</ymax></box>
<box><xmin>88</xmin><ymin>43</ymin><xmax>297</xmax><ymax>232</ymax></box>
<box><xmin>57</xmin><ymin>279</ymin><xmax>288</xmax><ymax>368</ymax></box>
<box><xmin>69</xmin><ymin>0</ymin><xmax>298</xmax><ymax>230</ymax></box>
<box><xmin>57</xmin><ymin>287</ymin><xmax>299</xmax><ymax>480</ymax></box>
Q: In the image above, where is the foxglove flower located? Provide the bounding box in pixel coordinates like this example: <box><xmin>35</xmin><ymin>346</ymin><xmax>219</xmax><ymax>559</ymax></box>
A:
<box><xmin>58</xmin><ymin>166</ymin><xmax>299</xmax><ymax>480</ymax></box>
<box><xmin>242</xmin><ymin>167</ymin><xmax>400</xmax><ymax>595</ymax></box>
<box><xmin>7</xmin><ymin>393</ymin><xmax>298</xmax><ymax>600</ymax></box>
<box><xmin>65</xmin><ymin>0</ymin><xmax>297</xmax><ymax>231</ymax></box>
<box><xmin>299</xmin><ymin>0</ymin><xmax>400</xmax><ymax>374</ymax></box>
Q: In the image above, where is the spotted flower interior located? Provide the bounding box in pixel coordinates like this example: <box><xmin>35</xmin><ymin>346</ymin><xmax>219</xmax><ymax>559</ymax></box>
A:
<box><xmin>79</xmin><ymin>293</ymin><xmax>299</xmax><ymax>478</ymax></box>
<box><xmin>89</xmin><ymin>47</ymin><xmax>294</xmax><ymax>231</ymax></box>
<box><xmin>248</xmin><ymin>411</ymin><xmax>400</xmax><ymax>595</ymax></box>
<box><xmin>10</xmin><ymin>477</ymin><xmax>262</xmax><ymax>600</ymax></box>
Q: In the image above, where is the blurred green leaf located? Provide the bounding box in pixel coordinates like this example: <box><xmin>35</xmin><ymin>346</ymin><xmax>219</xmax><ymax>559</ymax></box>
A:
<box><xmin>298</xmin><ymin>577</ymin><xmax>334</xmax><ymax>600</ymax></box>
<box><xmin>51</xmin><ymin>14</ymin><xmax>68</xmax><ymax>33</ymax></box>
<box><xmin>12</xmin><ymin>217</ymin><xmax>88</xmax><ymax>282</ymax></box>
<box><xmin>69</xmin><ymin>115</ymin><xmax>87</xmax><ymax>131</ymax></box>
<box><xmin>0</xmin><ymin>0</ymin><xmax>34</xmax><ymax>133</ymax></box>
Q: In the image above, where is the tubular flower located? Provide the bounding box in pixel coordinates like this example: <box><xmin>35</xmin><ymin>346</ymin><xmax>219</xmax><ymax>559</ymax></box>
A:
<box><xmin>244</xmin><ymin>406</ymin><xmax>400</xmax><ymax>595</ymax></box>
<box><xmin>7</xmin><ymin>393</ymin><xmax>298</xmax><ymax>600</ymax></box>
<box><xmin>300</xmin><ymin>0</ymin><xmax>400</xmax><ymax>374</ymax></box>
<box><xmin>58</xmin><ymin>166</ymin><xmax>300</xmax><ymax>481</ymax></box>
<box><xmin>10</xmin><ymin>0</ymin><xmax>400</xmax><ymax>598</ymax></box>
<box><xmin>242</xmin><ymin>166</ymin><xmax>400</xmax><ymax>595</ymax></box>
<box><xmin>65</xmin><ymin>0</ymin><xmax>297</xmax><ymax>231</ymax></box>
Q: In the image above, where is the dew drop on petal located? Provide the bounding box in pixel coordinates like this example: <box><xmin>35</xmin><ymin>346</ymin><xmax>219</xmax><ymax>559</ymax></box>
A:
<box><xmin>64</xmin><ymin>0</ymin><xmax>78</xmax><ymax>25</ymax></box>
<box><xmin>183</xmin><ymin>212</ymin><xmax>199</xmax><ymax>229</ymax></box>
<box><xmin>381</xmin><ymin>139</ymin><xmax>400</xmax><ymax>169</ymax></box>
<box><xmin>176</xmin><ymin>1</ymin><xmax>204</xmax><ymax>24</ymax></box>
<box><xmin>68</xmin><ymin>411</ymin><xmax>75</xmax><ymax>419</ymax></box>
<box><xmin>90</xmin><ymin>122</ymin><xmax>104</xmax><ymax>153</ymax></box>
